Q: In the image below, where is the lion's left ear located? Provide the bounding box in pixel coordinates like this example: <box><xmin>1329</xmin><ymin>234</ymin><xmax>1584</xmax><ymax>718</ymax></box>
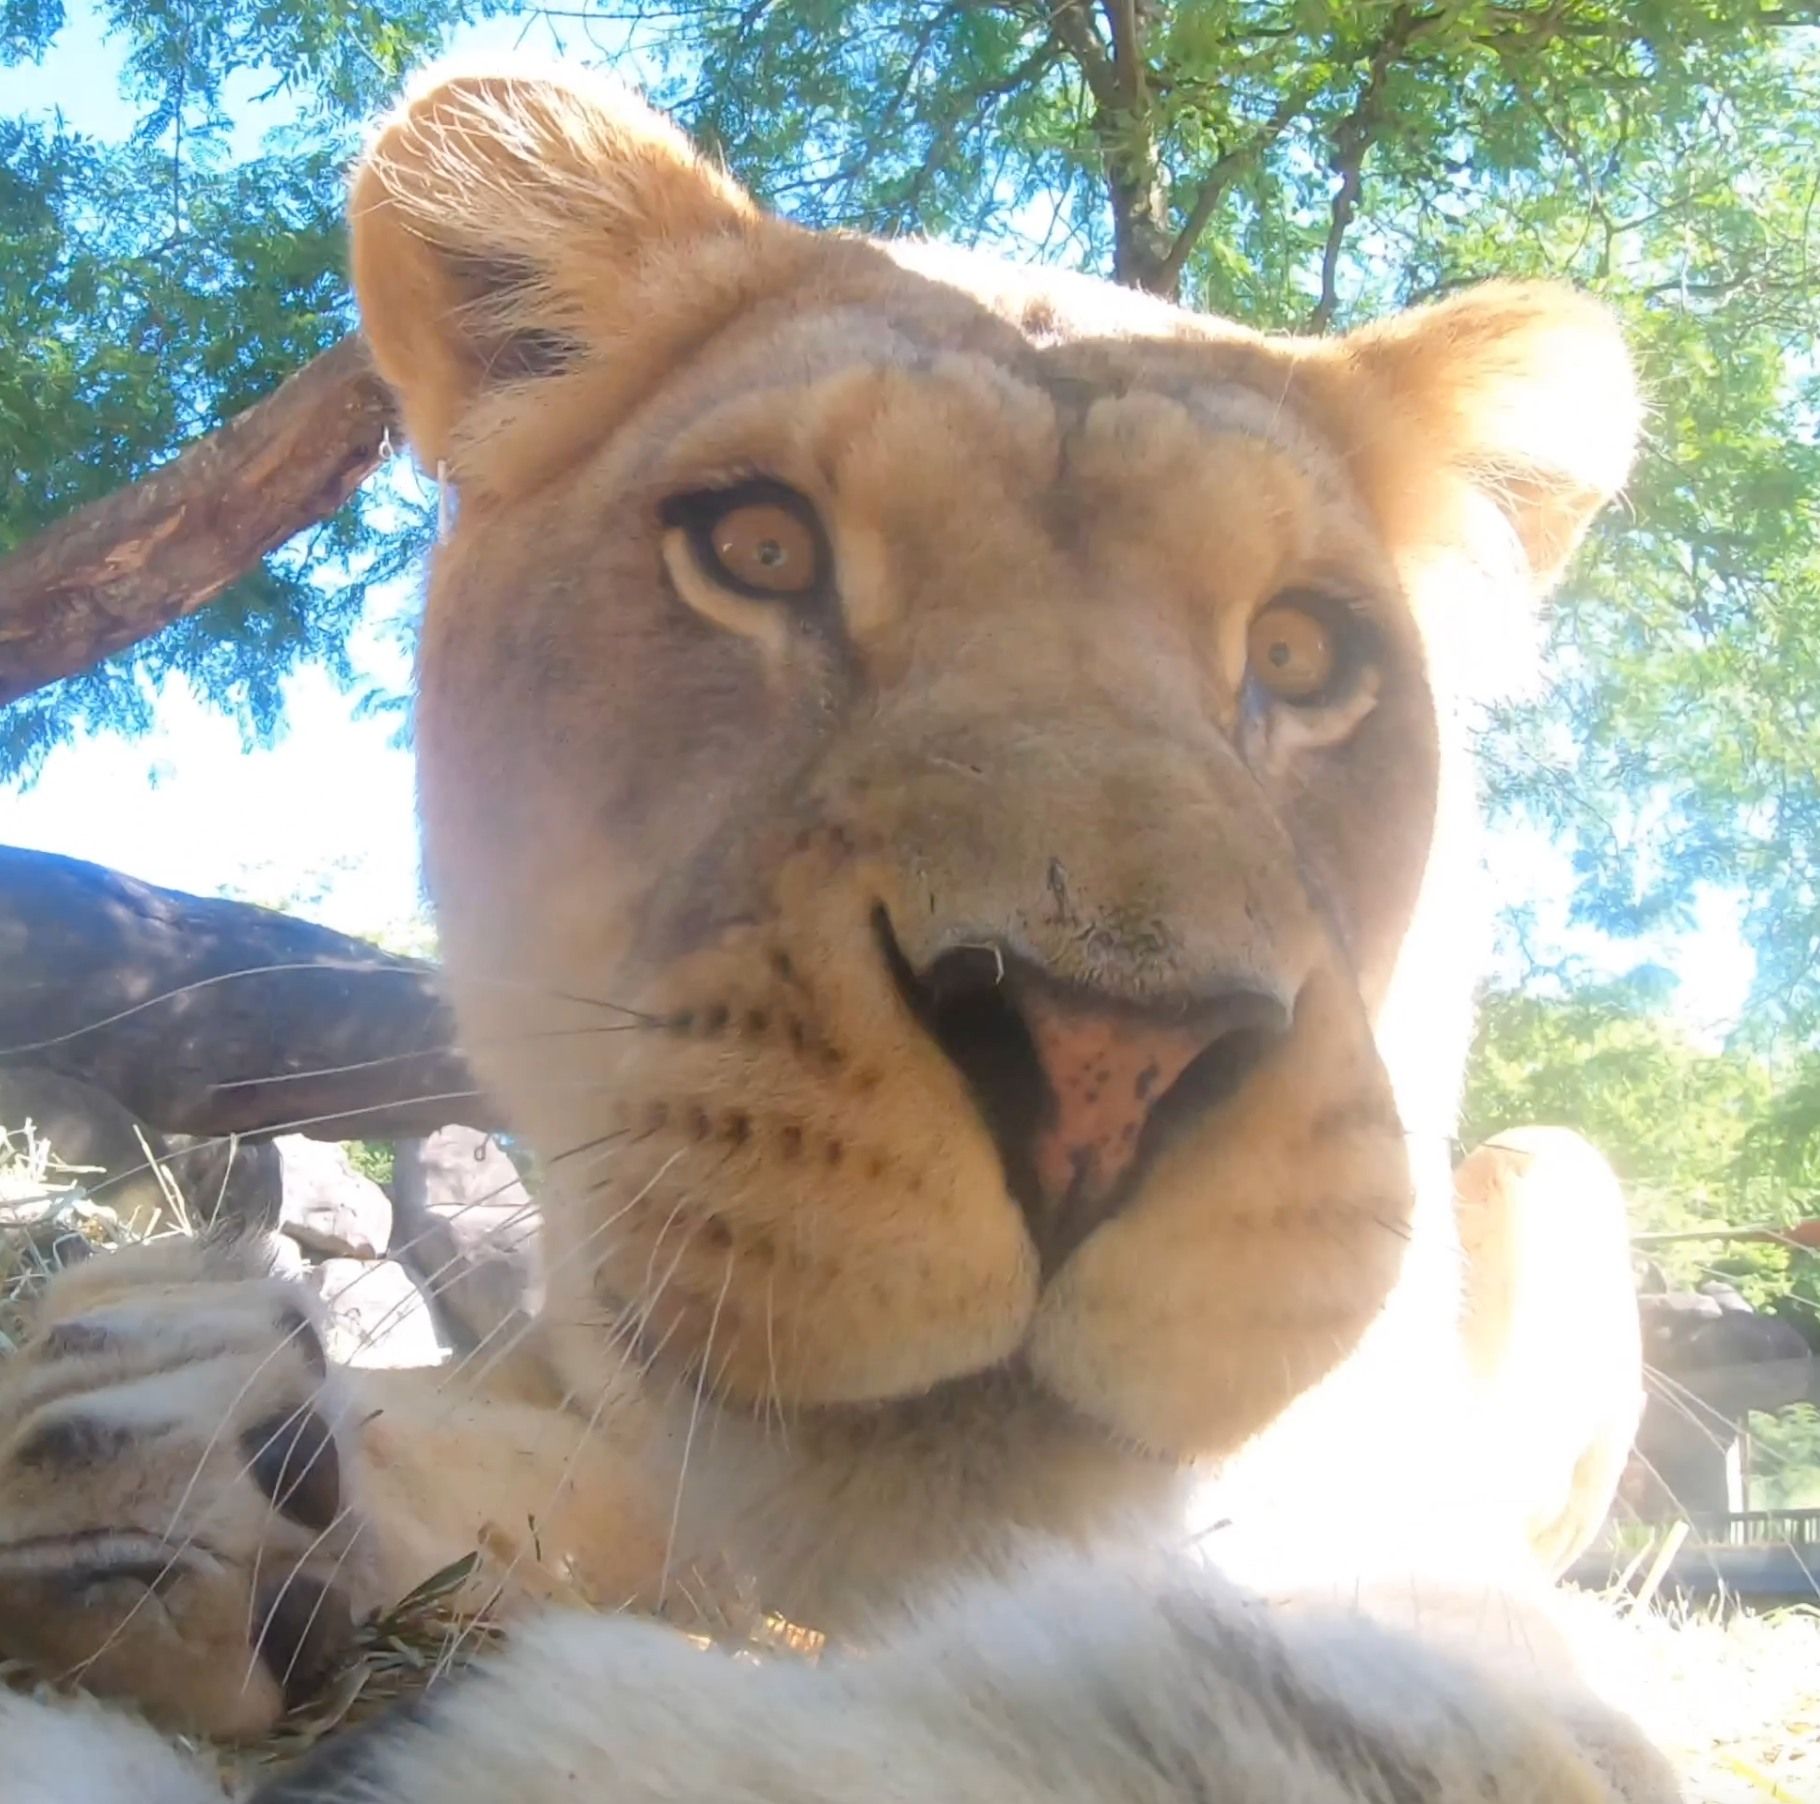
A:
<box><xmin>1325</xmin><ymin>282</ymin><xmax>1639</xmax><ymax>591</ymax></box>
<box><xmin>349</xmin><ymin>64</ymin><xmax>760</xmax><ymax>484</ymax></box>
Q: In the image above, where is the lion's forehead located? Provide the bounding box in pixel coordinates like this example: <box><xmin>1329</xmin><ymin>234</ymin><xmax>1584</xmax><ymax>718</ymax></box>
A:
<box><xmin>608</xmin><ymin>290</ymin><xmax>1360</xmax><ymax>552</ymax></box>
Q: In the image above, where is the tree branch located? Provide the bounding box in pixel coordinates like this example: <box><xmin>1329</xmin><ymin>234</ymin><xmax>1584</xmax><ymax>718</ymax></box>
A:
<box><xmin>1309</xmin><ymin>6</ymin><xmax>1449</xmax><ymax>332</ymax></box>
<box><xmin>882</xmin><ymin>32</ymin><xmax>1066</xmax><ymax>232</ymax></box>
<box><xmin>1106</xmin><ymin>0</ymin><xmax>1146</xmax><ymax>116</ymax></box>
<box><xmin>1049</xmin><ymin>0</ymin><xmax>1116</xmax><ymax>109</ymax></box>
<box><xmin>821</xmin><ymin>2</ymin><xmax>960</xmax><ymax>217</ymax></box>
<box><xmin>0</xmin><ymin>334</ymin><xmax>397</xmax><ymax>708</ymax></box>
<box><xmin>1052</xmin><ymin>0</ymin><xmax>1176</xmax><ymax>293</ymax></box>
<box><xmin>1155</xmin><ymin>81</ymin><xmax>1319</xmax><ymax>294</ymax></box>
<box><xmin>0</xmin><ymin>845</ymin><xmax>497</xmax><ymax>1142</ymax></box>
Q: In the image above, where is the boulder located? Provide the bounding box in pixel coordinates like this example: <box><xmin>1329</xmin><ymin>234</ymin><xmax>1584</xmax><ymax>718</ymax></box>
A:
<box><xmin>392</xmin><ymin>1126</ymin><xmax>542</xmax><ymax>1355</ymax></box>
<box><xmin>309</xmin><ymin>1256</ymin><xmax>447</xmax><ymax>1370</ymax></box>
<box><xmin>276</xmin><ymin>1135</ymin><xmax>392</xmax><ymax>1260</ymax></box>
<box><xmin>262</xmin><ymin>1230</ymin><xmax>308</xmax><ymax>1283</ymax></box>
<box><xmin>156</xmin><ymin>1131</ymin><xmax>282</xmax><ymax>1234</ymax></box>
<box><xmin>0</xmin><ymin>1065</ymin><xmax>176</xmax><ymax>1232</ymax></box>
<box><xmin>1640</xmin><ymin>1288</ymin><xmax>1811</xmax><ymax>1372</ymax></box>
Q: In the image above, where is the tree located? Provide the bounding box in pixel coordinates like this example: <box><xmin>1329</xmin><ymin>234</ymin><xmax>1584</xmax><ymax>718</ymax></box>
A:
<box><xmin>649</xmin><ymin>2</ymin><xmax>1820</xmax><ymax>1035</ymax></box>
<box><xmin>0</xmin><ymin>0</ymin><xmax>464</xmax><ymax>770</ymax></box>
<box><xmin>6</xmin><ymin>6</ymin><xmax>1816</xmax><ymax>988</ymax></box>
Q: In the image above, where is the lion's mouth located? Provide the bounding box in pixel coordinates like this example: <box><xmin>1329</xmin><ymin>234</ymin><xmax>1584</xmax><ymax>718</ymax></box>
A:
<box><xmin>873</xmin><ymin>907</ymin><xmax>1287</xmax><ymax>1270</ymax></box>
<box><xmin>873</xmin><ymin>909</ymin><xmax>1049</xmax><ymax>1217</ymax></box>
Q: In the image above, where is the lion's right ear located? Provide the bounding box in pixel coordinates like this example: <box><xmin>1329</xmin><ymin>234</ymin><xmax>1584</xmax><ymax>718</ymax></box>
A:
<box><xmin>349</xmin><ymin>66</ymin><xmax>758</xmax><ymax>480</ymax></box>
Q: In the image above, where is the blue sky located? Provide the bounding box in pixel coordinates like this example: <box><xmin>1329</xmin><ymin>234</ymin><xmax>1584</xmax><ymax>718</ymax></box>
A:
<box><xmin>0</xmin><ymin>3</ymin><xmax>1758</xmax><ymax>1029</ymax></box>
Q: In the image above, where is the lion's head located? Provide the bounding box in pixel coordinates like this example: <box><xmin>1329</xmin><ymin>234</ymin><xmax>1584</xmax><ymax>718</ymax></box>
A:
<box><xmin>348</xmin><ymin>70</ymin><xmax>1635</xmax><ymax>1485</ymax></box>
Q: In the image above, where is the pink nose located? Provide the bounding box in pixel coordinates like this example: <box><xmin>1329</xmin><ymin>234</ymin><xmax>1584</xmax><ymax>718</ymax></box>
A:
<box><xmin>892</xmin><ymin>929</ymin><xmax>1292</xmax><ymax>1261</ymax></box>
<box><xmin>1016</xmin><ymin>992</ymin><xmax>1216</xmax><ymax>1209</ymax></box>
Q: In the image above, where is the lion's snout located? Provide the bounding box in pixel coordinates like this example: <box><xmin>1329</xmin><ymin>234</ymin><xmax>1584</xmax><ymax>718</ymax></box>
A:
<box><xmin>875</xmin><ymin>913</ymin><xmax>1292</xmax><ymax>1273</ymax></box>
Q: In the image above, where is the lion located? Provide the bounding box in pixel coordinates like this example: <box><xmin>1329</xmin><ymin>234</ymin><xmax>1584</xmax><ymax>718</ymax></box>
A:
<box><xmin>0</xmin><ymin>63</ymin><xmax>1668</xmax><ymax>1803</ymax></box>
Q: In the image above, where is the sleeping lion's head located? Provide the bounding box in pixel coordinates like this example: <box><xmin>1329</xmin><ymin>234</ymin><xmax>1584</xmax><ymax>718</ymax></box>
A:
<box><xmin>349</xmin><ymin>70</ymin><xmax>1635</xmax><ymax>1478</ymax></box>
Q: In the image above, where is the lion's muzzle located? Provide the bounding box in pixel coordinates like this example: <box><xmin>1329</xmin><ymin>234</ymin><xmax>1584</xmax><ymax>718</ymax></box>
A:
<box><xmin>879</xmin><ymin>920</ymin><xmax>1293</xmax><ymax>1271</ymax></box>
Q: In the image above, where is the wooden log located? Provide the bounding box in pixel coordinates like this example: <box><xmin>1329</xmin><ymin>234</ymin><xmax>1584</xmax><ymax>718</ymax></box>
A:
<box><xmin>0</xmin><ymin>845</ymin><xmax>499</xmax><ymax>1142</ymax></box>
<box><xmin>0</xmin><ymin>336</ymin><xmax>396</xmax><ymax>707</ymax></box>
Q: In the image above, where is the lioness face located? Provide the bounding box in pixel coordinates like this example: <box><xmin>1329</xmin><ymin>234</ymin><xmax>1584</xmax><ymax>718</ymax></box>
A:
<box><xmin>351</xmin><ymin>70</ymin><xmax>1635</xmax><ymax>1461</ymax></box>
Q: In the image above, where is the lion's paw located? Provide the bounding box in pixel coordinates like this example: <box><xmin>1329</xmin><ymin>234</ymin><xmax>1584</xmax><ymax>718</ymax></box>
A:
<box><xmin>0</xmin><ymin>1235</ymin><xmax>378</xmax><ymax>1737</ymax></box>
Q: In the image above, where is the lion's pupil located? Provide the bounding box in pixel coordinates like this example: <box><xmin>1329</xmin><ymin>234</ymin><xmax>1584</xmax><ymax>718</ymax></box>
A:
<box><xmin>1269</xmin><ymin>641</ymin><xmax>1291</xmax><ymax>668</ymax></box>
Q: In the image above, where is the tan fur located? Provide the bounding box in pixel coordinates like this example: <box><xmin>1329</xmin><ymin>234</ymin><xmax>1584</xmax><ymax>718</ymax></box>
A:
<box><xmin>1454</xmin><ymin>1129</ymin><xmax>1645</xmax><ymax>1576</ymax></box>
<box><xmin>0</xmin><ymin>63</ymin><xmax>1668</xmax><ymax>1803</ymax></box>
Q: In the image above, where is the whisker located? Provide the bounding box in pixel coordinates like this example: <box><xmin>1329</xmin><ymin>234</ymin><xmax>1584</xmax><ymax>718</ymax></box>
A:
<box><xmin>762</xmin><ymin>1262</ymin><xmax>788</xmax><ymax>1453</ymax></box>
<box><xmin>1641</xmin><ymin>1364</ymin><xmax>1747</xmax><ymax>1459</ymax></box>
<box><xmin>210</xmin><ymin>1050</ymin><xmax>459</xmax><ymax>1092</ymax></box>
<box><xmin>437</xmin><ymin>1150</ymin><xmax>654</xmax><ymax>1395</ymax></box>
<box><xmin>239</xmin><ymin>1495</ymin><xmax>370</xmax><ymax>1702</ymax></box>
<box><xmin>333</xmin><ymin>1124</ymin><xmax>641</xmax><ymax>1373</ymax></box>
<box><xmin>5</xmin><ymin>963</ymin><xmax>663</xmax><ymax>1065</ymax></box>
<box><xmin>660</xmin><ymin>1251</ymin><xmax>736</xmax><ymax>1611</ymax></box>
<box><xmin>433</xmin><ymin>1172</ymin><xmax>690</xmax><ymax>1677</ymax></box>
<box><xmin>547</xmin><ymin>1129</ymin><xmax>632</xmax><ymax>1167</ymax></box>
<box><xmin>0</xmin><ymin>962</ymin><xmax>439</xmax><ymax>1057</ymax></box>
<box><xmin>360</xmin><ymin>1204</ymin><xmax>544</xmax><ymax>1350</ymax></box>
<box><xmin>437</xmin><ymin>1298</ymin><xmax>544</xmax><ymax>1398</ymax></box>
<box><xmin>206</xmin><ymin>1022</ymin><xmax>663</xmax><ymax>1095</ymax></box>
<box><xmin>72</xmin><ymin>1092</ymin><xmax>489</xmax><ymax>1211</ymax></box>
<box><xmin>65</xmin><ymin>1311</ymin><xmax>345</xmax><ymax>1682</ymax></box>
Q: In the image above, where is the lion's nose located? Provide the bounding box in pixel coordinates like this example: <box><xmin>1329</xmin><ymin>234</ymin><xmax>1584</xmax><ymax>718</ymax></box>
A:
<box><xmin>895</xmin><ymin>931</ymin><xmax>1292</xmax><ymax>1265</ymax></box>
<box><xmin>1014</xmin><ymin>984</ymin><xmax>1286</xmax><ymax>1216</ymax></box>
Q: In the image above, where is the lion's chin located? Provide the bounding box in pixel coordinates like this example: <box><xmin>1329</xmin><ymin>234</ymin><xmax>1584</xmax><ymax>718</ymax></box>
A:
<box><xmin>708</xmin><ymin>1348</ymin><xmax>1192</xmax><ymax>1474</ymax></box>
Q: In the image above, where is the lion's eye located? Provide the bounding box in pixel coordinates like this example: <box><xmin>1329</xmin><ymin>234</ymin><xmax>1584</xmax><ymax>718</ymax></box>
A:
<box><xmin>1246</xmin><ymin>601</ymin><xmax>1338</xmax><ymax>704</ymax></box>
<box><xmin>694</xmin><ymin>492</ymin><xmax>822</xmax><ymax>598</ymax></box>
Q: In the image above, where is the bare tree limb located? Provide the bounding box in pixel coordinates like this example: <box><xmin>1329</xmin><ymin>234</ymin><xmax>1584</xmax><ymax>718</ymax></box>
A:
<box><xmin>0</xmin><ymin>334</ymin><xmax>397</xmax><ymax>708</ymax></box>
<box><xmin>0</xmin><ymin>845</ymin><xmax>497</xmax><ymax>1143</ymax></box>
<box><xmin>1052</xmin><ymin>0</ymin><xmax>1176</xmax><ymax>293</ymax></box>
<box><xmin>1310</xmin><ymin>6</ymin><xmax>1450</xmax><ymax>332</ymax></box>
<box><xmin>1049</xmin><ymin>0</ymin><xmax>1116</xmax><ymax>109</ymax></box>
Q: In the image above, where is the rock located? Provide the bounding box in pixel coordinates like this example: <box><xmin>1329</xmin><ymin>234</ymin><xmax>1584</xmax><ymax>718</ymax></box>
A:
<box><xmin>276</xmin><ymin>1136</ymin><xmax>392</xmax><ymax>1260</ymax></box>
<box><xmin>0</xmin><ymin>1066</ymin><xmax>173</xmax><ymax>1232</ymax></box>
<box><xmin>1697</xmin><ymin>1279</ymin><xmax>1753</xmax><ymax>1315</ymax></box>
<box><xmin>309</xmin><ymin>1257</ymin><xmax>447</xmax><ymax>1370</ymax></box>
<box><xmin>1640</xmin><ymin>1289</ymin><xmax>1810</xmax><ymax>1370</ymax></box>
<box><xmin>261</xmin><ymin>1231</ymin><xmax>309</xmax><ymax>1283</ymax></box>
<box><xmin>392</xmin><ymin>1126</ymin><xmax>542</xmax><ymax>1355</ymax></box>
<box><xmin>157</xmin><ymin>1132</ymin><xmax>282</xmax><ymax>1234</ymax></box>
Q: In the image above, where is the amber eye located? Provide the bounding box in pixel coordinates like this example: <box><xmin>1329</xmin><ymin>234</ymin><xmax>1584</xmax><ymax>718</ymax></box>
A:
<box><xmin>1247</xmin><ymin>600</ymin><xmax>1339</xmax><ymax>704</ymax></box>
<box><xmin>709</xmin><ymin>502</ymin><xmax>818</xmax><ymax>594</ymax></box>
<box><xmin>681</xmin><ymin>487</ymin><xmax>825</xmax><ymax>598</ymax></box>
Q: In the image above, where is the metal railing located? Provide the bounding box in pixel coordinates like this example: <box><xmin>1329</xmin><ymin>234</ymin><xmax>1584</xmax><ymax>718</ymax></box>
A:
<box><xmin>1688</xmin><ymin>1507</ymin><xmax>1820</xmax><ymax>1549</ymax></box>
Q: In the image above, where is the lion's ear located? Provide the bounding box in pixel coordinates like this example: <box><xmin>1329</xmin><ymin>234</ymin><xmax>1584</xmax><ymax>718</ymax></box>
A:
<box><xmin>1333</xmin><ymin>282</ymin><xmax>1638</xmax><ymax>591</ymax></box>
<box><xmin>349</xmin><ymin>65</ymin><xmax>757</xmax><ymax>476</ymax></box>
